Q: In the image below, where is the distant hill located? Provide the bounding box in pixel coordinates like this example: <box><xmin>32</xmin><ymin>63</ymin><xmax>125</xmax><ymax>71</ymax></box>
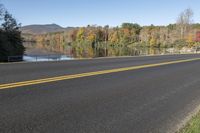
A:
<box><xmin>21</xmin><ymin>24</ymin><xmax>72</xmax><ymax>34</ymax></box>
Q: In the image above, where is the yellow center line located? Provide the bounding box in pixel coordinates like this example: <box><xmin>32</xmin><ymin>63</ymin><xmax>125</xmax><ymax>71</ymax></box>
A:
<box><xmin>0</xmin><ymin>58</ymin><xmax>200</xmax><ymax>90</ymax></box>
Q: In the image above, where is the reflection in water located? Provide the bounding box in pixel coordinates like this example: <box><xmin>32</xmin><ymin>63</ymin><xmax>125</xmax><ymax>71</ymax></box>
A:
<box><xmin>23</xmin><ymin>55</ymin><xmax>73</xmax><ymax>62</ymax></box>
<box><xmin>23</xmin><ymin>47</ymin><xmax>179</xmax><ymax>62</ymax></box>
<box><xmin>23</xmin><ymin>42</ymin><xmax>198</xmax><ymax>62</ymax></box>
<box><xmin>95</xmin><ymin>46</ymin><xmax>180</xmax><ymax>57</ymax></box>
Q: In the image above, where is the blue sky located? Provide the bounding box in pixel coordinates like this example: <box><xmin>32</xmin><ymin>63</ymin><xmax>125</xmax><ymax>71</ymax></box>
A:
<box><xmin>0</xmin><ymin>0</ymin><xmax>200</xmax><ymax>27</ymax></box>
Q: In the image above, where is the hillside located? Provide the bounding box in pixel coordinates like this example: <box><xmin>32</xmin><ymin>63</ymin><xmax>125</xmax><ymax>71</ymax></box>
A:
<box><xmin>21</xmin><ymin>24</ymin><xmax>66</xmax><ymax>34</ymax></box>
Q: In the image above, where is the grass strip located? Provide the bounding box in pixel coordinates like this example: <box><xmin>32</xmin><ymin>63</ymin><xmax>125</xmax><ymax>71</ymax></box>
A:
<box><xmin>178</xmin><ymin>112</ymin><xmax>200</xmax><ymax>133</ymax></box>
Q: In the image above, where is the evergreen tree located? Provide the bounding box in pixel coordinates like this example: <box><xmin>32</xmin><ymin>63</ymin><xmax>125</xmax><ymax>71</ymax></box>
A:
<box><xmin>0</xmin><ymin>6</ymin><xmax>25</xmax><ymax>62</ymax></box>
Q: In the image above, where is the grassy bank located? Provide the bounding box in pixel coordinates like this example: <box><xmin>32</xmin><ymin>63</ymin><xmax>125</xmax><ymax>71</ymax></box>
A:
<box><xmin>178</xmin><ymin>112</ymin><xmax>200</xmax><ymax>133</ymax></box>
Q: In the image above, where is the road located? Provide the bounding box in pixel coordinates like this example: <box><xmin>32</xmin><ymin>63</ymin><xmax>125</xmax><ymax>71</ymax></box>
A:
<box><xmin>1</xmin><ymin>54</ymin><xmax>200</xmax><ymax>133</ymax></box>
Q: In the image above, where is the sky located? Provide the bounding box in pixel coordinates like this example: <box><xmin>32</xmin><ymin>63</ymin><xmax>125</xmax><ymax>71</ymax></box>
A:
<box><xmin>0</xmin><ymin>0</ymin><xmax>200</xmax><ymax>27</ymax></box>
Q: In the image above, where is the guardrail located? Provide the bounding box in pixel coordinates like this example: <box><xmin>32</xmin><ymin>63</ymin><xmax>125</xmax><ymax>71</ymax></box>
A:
<box><xmin>7</xmin><ymin>56</ymin><xmax>23</xmax><ymax>62</ymax></box>
<box><xmin>7</xmin><ymin>54</ymin><xmax>73</xmax><ymax>62</ymax></box>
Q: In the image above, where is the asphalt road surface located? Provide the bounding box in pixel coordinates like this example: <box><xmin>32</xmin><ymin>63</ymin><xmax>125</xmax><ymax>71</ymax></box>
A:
<box><xmin>1</xmin><ymin>54</ymin><xmax>200</xmax><ymax>133</ymax></box>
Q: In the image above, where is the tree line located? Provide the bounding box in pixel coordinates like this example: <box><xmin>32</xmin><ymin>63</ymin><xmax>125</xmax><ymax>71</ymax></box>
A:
<box><xmin>0</xmin><ymin>4</ymin><xmax>24</xmax><ymax>62</ymax></box>
<box><xmin>25</xmin><ymin>8</ymin><xmax>200</xmax><ymax>58</ymax></box>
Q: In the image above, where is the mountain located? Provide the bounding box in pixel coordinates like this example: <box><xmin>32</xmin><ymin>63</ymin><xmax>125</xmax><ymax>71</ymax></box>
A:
<box><xmin>21</xmin><ymin>24</ymin><xmax>67</xmax><ymax>34</ymax></box>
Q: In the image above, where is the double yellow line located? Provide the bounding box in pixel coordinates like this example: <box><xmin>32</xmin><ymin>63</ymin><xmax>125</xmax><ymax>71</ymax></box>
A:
<box><xmin>0</xmin><ymin>58</ymin><xmax>200</xmax><ymax>90</ymax></box>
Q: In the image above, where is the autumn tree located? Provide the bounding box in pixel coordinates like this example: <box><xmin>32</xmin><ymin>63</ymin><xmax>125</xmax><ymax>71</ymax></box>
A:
<box><xmin>121</xmin><ymin>23</ymin><xmax>141</xmax><ymax>43</ymax></box>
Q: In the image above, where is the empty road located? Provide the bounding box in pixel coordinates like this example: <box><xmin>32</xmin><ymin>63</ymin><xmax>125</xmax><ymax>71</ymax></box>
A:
<box><xmin>1</xmin><ymin>54</ymin><xmax>200</xmax><ymax>133</ymax></box>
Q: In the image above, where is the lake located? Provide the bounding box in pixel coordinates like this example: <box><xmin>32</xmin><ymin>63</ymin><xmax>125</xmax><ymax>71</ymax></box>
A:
<box><xmin>22</xmin><ymin>42</ymin><xmax>199</xmax><ymax>62</ymax></box>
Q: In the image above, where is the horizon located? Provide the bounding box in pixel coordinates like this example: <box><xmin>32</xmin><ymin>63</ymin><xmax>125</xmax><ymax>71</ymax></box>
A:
<box><xmin>1</xmin><ymin>0</ymin><xmax>200</xmax><ymax>27</ymax></box>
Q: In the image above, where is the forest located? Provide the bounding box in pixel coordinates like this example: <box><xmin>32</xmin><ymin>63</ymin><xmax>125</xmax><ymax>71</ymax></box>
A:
<box><xmin>24</xmin><ymin>8</ymin><xmax>200</xmax><ymax>58</ymax></box>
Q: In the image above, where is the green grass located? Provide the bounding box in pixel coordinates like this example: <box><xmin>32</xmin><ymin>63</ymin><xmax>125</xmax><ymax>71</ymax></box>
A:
<box><xmin>178</xmin><ymin>112</ymin><xmax>200</xmax><ymax>133</ymax></box>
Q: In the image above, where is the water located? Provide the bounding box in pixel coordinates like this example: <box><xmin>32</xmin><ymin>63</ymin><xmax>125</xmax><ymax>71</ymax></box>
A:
<box><xmin>23</xmin><ymin>43</ymin><xmax>73</xmax><ymax>62</ymax></box>
<box><xmin>23</xmin><ymin>55</ymin><xmax>73</xmax><ymax>62</ymax></box>
<box><xmin>22</xmin><ymin>47</ymin><xmax>177</xmax><ymax>62</ymax></box>
<box><xmin>23</xmin><ymin>42</ymin><xmax>199</xmax><ymax>62</ymax></box>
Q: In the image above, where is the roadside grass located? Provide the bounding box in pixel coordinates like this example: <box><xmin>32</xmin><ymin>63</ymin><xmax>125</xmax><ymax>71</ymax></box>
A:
<box><xmin>178</xmin><ymin>112</ymin><xmax>200</xmax><ymax>133</ymax></box>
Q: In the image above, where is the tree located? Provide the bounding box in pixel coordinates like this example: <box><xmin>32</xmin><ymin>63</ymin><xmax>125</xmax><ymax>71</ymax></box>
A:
<box><xmin>76</xmin><ymin>28</ymin><xmax>85</xmax><ymax>42</ymax></box>
<box><xmin>0</xmin><ymin>5</ymin><xmax>25</xmax><ymax>62</ymax></box>
<box><xmin>122</xmin><ymin>23</ymin><xmax>141</xmax><ymax>35</ymax></box>
<box><xmin>2</xmin><ymin>11</ymin><xmax>20</xmax><ymax>31</ymax></box>
<box><xmin>0</xmin><ymin>4</ymin><xmax>4</xmax><ymax>22</ymax></box>
<box><xmin>176</xmin><ymin>8</ymin><xmax>194</xmax><ymax>39</ymax></box>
